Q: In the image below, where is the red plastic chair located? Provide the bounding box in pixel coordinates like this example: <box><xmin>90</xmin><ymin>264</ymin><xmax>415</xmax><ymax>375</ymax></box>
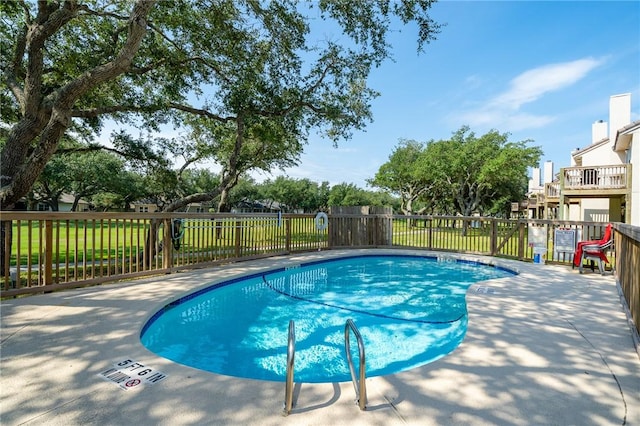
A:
<box><xmin>573</xmin><ymin>224</ymin><xmax>613</xmax><ymax>275</ymax></box>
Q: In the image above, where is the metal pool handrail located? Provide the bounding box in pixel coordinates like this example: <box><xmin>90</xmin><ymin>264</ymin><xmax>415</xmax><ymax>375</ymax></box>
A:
<box><xmin>283</xmin><ymin>320</ymin><xmax>295</xmax><ymax>416</ymax></box>
<box><xmin>344</xmin><ymin>319</ymin><xmax>367</xmax><ymax>410</ymax></box>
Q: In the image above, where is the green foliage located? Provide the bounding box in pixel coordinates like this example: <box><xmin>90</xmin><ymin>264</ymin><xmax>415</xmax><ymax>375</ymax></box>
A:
<box><xmin>224</xmin><ymin>176</ymin><xmax>264</xmax><ymax>210</ymax></box>
<box><xmin>368</xmin><ymin>139</ymin><xmax>433</xmax><ymax>214</ymax></box>
<box><xmin>261</xmin><ymin>176</ymin><xmax>328</xmax><ymax>212</ymax></box>
<box><xmin>327</xmin><ymin>182</ymin><xmax>396</xmax><ymax>208</ymax></box>
<box><xmin>31</xmin><ymin>136</ymin><xmax>137</xmax><ymax>211</ymax></box>
<box><xmin>442</xmin><ymin>126</ymin><xmax>542</xmax><ymax>216</ymax></box>
<box><xmin>370</xmin><ymin>126</ymin><xmax>543</xmax><ymax>216</ymax></box>
<box><xmin>179</xmin><ymin>169</ymin><xmax>221</xmax><ymax>198</ymax></box>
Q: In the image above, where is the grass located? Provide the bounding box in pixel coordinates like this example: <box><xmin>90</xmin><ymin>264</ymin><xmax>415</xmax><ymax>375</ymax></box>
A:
<box><xmin>6</xmin><ymin>217</ymin><xmax>326</xmax><ymax>267</ymax></box>
<box><xmin>391</xmin><ymin>218</ymin><xmax>515</xmax><ymax>253</ymax></box>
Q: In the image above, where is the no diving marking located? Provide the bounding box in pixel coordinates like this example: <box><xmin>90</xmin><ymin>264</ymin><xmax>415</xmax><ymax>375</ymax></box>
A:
<box><xmin>98</xmin><ymin>359</ymin><xmax>168</xmax><ymax>391</ymax></box>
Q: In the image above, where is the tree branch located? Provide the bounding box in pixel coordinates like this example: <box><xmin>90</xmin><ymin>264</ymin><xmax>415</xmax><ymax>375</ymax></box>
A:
<box><xmin>167</xmin><ymin>102</ymin><xmax>235</xmax><ymax>122</ymax></box>
<box><xmin>70</xmin><ymin>104</ymin><xmax>160</xmax><ymax>118</ymax></box>
<box><xmin>54</xmin><ymin>0</ymin><xmax>156</xmax><ymax>110</ymax></box>
<box><xmin>128</xmin><ymin>21</ymin><xmax>234</xmax><ymax>88</ymax></box>
<box><xmin>21</xmin><ymin>1</ymin><xmax>77</xmax><ymax>117</ymax></box>
<box><xmin>75</xmin><ymin>3</ymin><xmax>129</xmax><ymax>21</ymax></box>
<box><xmin>55</xmin><ymin>144</ymin><xmax>130</xmax><ymax>157</ymax></box>
<box><xmin>5</xmin><ymin>13</ymin><xmax>28</xmax><ymax>107</ymax></box>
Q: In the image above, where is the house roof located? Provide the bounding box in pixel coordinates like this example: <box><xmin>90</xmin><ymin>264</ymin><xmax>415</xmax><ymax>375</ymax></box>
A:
<box><xmin>571</xmin><ymin>136</ymin><xmax>609</xmax><ymax>159</ymax></box>
<box><xmin>58</xmin><ymin>193</ymin><xmax>90</xmax><ymax>205</ymax></box>
<box><xmin>613</xmin><ymin>119</ymin><xmax>640</xmax><ymax>152</ymax></box>
<box><xmin>236</xmin><ymin>200</ymin><xmax>283</xmax><ymax>211</ymax></box>
<box><xmin>572</xmin><ymin>119</ymin><xmax>640</xmax><ymax>158</ymax></box>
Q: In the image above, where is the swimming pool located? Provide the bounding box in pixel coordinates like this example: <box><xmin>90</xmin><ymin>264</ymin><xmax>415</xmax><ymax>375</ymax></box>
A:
<box><xmin>140</xmin><ymin>254</ymin><xmax>515</xmax><ymax>383</ymax></box>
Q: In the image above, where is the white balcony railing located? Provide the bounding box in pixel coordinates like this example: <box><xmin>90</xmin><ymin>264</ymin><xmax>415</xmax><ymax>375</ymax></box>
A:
<box><xmin>562</xmin><ymin>164</ymin><xmax>629</xmax><ymax>190</ymax></box>
<box><xmin>545</xmin><ymin>182</ymin><xmax>560</xmax><ymax>198</ymax></box>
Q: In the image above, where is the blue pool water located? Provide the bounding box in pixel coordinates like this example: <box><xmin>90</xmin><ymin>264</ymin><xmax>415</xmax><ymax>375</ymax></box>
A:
<box><xmin>140</xmin><ymin>255</ymin><xmax>515</xmax><ymax>383</ymax></box>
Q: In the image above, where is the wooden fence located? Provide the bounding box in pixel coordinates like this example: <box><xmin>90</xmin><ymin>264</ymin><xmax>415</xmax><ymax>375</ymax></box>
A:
<box><xmin>0</xmin><ymin>211</ymin><xmax>325</xmax><ymax>296</ymax></box>
<box><xmin>1</xmin><ymin>211</ymin><xmax>637</xmax><ymax>339</ymax></box>
<box><xmin>614</xmin><ymin>223</ymin><xmax>640</xmax><ymax>339</ymax></box>
<box><xmin>330</xmin><ymin>212</ymin><xmax>612</xmax><ymax>262</ymax></box>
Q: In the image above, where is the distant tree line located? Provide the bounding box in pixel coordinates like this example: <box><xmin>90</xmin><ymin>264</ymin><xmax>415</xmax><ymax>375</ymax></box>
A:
<box><xmin>21</xmin><ymin>138</ymin><xmax>398</xmax><ymax>213</ymax></box>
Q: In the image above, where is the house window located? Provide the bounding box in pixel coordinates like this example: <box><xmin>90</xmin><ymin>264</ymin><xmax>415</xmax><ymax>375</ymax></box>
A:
<box><xmin>139</xmin><ymin>206</ymin><xmax>149</xmax><ymax>212</ymax></box>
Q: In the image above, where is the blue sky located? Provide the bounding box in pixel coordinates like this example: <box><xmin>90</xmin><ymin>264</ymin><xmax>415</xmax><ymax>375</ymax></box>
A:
<box><xmin>264</xmin><ymin>0</ymin><xmax>640</xmax><ymax>189</ymax></box>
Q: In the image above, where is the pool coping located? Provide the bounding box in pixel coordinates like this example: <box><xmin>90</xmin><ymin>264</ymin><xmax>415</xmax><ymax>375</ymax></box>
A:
<box><xmin>1</xmin><ymin>248</ymin><xmax>639</xmax><ymax>425</ymax></box>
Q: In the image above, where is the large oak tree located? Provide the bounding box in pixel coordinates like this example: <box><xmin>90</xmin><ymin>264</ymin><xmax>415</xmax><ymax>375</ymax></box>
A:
<box><xmin>368</xmin><ymin>139</ymin><xmax>435</xmax><ymax>215</ymax></box>
<box><xmin>1</xmin><ymin>0</ymin><xmax>442</xmax><ymax>211</ymax></box>
<box><xmin>370</xmin><ymin>127</ymin><xmax>543</xmax><ymax>217</ymax></box>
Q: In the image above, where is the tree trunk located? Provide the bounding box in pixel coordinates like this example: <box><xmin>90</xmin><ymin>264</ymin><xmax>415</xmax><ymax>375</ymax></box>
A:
<box><xmin>139</xmin><ymin>219</ymin><xmax>160</xmax><ymax>269</ymax></box>
<box><xmin>217</xmin><ymin>187</ymin><xmax>231</xmax><ymax>213</ymax></box>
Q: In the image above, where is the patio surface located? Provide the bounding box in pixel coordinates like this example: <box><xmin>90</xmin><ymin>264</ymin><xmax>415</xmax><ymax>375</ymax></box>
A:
<box><xmin>1</xmin><ymin>249</ymin><xmax>639</xmax><ymax>426</ymax></box>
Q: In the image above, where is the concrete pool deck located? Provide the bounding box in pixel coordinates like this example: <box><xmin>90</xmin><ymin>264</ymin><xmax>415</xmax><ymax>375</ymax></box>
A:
<box><xmin>1</xmin><ymin>249</ymin><xmax>639</xmax><ymax>426</ymax></box>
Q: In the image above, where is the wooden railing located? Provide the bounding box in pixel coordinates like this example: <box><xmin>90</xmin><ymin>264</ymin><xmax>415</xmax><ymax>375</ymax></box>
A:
<box><xmin>562</xmin><ymin>164</ymin><xmax>630</xmax><ymax>191</ymax></box>
<box><xmin>614</xmin><ymin>223</ymin><xmax>640</xmax><ymax>343</ymax></box>
<box><xmin>540</xmin><ymin>164</ymin><xmax>631</xmax><ymax>201</ymax></box>
<box><xmin>0</xmin><ymin>212</ymin><xmax>326</xmax><ymax>296</ymax></box>
<box><xmin>545</xmin><ymin>182</ymin><xmax>560</xmax><ymax>199</ymax></box>
<box><xmin>0</xmin><ymin>213</ymin><xmax>616</xmax><ymax>294</ymax></box>
<box><xmin>386</xmin><ymin>216</ymin><xmax>612</xmax><ymax>262</ymax></box>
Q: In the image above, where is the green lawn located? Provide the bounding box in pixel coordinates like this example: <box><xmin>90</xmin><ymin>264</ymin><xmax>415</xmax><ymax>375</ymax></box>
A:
<box><xmin>7</xmin><ymin>217</ymin><xmax>325</xmax><ymax>267</ymax></box>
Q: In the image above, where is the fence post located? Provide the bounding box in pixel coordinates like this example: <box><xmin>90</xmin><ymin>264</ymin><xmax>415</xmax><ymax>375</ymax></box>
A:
<box><xmin>2</xmin><ymin>220</ymin><xmax>11</xmax><ymax>290</ymax></box>
<box><xmin>559</xmin><ymin>170</ymin><xmax>566</xmax><ymax>220</ymax></box>
<box><xmin>144</xmin><ymin>220</ymin><xmax>155</xmax><ymax>271</ymax></box>
<box><xmin>162</xmin><ymin>219</ymin><xmax>172</xmax><ymax>270</ymax></box>
<box><xmin>518</xmin><ymin>221</ymin><xmax>526</xmax><ymax>260</ymax></box>
<box><xmin>490</xmin><ymin>219</ymin><xmax>497</xmax><ymax>256</ymax></box>
<box><xmin>44</xmin><ymin>220</ymin><xmax>53</xmax><ymax>285</ymax></box>
<box><xmin>235</xmin><ymin>219</ymin><xmax>242</xmax><ymax>258</ymax></box>
<box><xmin>285</xmin><ymin>219</ymin><xmax>291</xmax><ymax>252</ymax></box>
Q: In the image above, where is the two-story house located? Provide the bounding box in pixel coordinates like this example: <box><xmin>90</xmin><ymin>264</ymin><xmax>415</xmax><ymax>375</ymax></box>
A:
<box><xmin>543</xmin><ymin>93</ymin><xmax>638</xmax><ymax>226</ymax></box>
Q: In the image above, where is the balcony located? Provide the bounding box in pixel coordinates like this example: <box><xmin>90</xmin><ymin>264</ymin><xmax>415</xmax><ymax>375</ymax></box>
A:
<box><xmin>541</xmin><ymin>164</ymin><xmax>631</xmax><ymax>207</ymax></box>
<box><xmin>517</xmin><ymin>164</ymin><xmax>631</xmax><ymax>217</ymax></box>
<box><xmin>545</xmin><ymin>182</ymin><xmax>560</xmax><ymax>201</ymax></box>
<box><xmin>561</xmin><ymin>164</ymin><xmax>631</xmax><ymax>198</ymax></box>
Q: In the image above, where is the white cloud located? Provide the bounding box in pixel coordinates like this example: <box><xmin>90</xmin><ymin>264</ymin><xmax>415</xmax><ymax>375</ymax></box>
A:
<box><xmin>500</xmin><ymin>112</ymin><xmax>556</xmax><ymax>132</ymax></box>
<box><xmin>456</xmin><ymin>57</ymin><xmax>604</xmax><ymax>131</ymax></box>
<box><xmin>490</xmin><ymin>58</ymin><xmax>604</xmax><ymax>110</ymax></box>
<box><xmin>463</xmin><ymin>74</ymin><xmax>483</xmax><ymax>90</ymax></box>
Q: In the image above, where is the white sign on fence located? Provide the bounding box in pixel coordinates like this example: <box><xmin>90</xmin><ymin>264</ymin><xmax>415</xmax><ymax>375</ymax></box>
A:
<box><xmin>554</xmin><ymin>228</ymin><xmax>576</xmax><ymax>254</ymax></box>
<box><xmin>528</xmin><ymin>225</ymin><xmax>548</xmax><ymax>253</ymax></box>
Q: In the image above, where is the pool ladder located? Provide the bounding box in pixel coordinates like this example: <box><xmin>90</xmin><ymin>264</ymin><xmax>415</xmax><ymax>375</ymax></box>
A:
<box><xmin>282</xmin><ymin>318</ymin><xmax>367</xmax><ymax>415</ymax></box>
<box><xmin>345</xmin><ymin>319</ymin><xmax>367</xmax><ymax>410</ymax></box>
<box><xmin>283</xmin><ymin>320</ymin><xmax>295</xmax><ymax>416</ymax></box>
